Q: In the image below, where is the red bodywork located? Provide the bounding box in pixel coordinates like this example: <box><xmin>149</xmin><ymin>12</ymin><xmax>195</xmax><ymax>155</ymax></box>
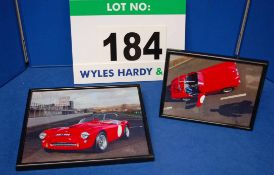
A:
<box><xmin>170</xmin><ymin>62</ymin><xmax>240</xmax><ymax>106</ymax></box>
<box><xmin>40</xmin><ymin>115</ymin><xmax>129</xmax><ymax>151</ymax></box>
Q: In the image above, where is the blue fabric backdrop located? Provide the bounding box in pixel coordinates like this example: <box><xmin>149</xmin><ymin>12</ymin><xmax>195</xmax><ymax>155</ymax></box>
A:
<box><xmin>18</xmin><ymin>0</ymin><xmax>72</xmax><ymax>66</ymax></box>
<box><xmin>17</xmin><ymin>0</ymin><xmax>274</xmax><ymax>80</ymax></box>
<box><xmin>0</xmin><ymin>0</ymin><xmax>26</xmax><ymax>87</ymax></box>
<box><xmin>240</xmin><ymin>0</ymin><xmax>274</xmax><ymax>81</ymax></box>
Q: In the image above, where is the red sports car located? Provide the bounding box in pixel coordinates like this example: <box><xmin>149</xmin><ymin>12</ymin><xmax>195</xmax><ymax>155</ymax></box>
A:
<box><xmin>39</xmin><ymin>113</ymin><xmax>130</xmax><ymax>152</ymax></box>
<box><xmin>170</xmin><ymin>62</ymin><xmax>241</xmax><ymax>107</ymax></box>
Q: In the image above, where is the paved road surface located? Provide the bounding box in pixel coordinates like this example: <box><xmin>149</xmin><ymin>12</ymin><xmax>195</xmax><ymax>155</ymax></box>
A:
<box><xmin>163</xmin><ymin>57</ymin><xmax>263</xmax><ymax>128</ymax></box>
<box><xmin>21</xmin><ymin>114</ymin><xmax>149</xmax><ymax>164</ymax></box>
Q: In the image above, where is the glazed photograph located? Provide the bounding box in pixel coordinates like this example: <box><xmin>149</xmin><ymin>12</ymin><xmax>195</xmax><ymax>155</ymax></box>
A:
<box><xmin>17</xmin><ymin>85</ymin><xmax>153</xmax><ymax>169</ymax></box>
<box><xmin>160</xmin><ymin>50</ymin><xmax>268</xmax><ymax>129</ymax></box>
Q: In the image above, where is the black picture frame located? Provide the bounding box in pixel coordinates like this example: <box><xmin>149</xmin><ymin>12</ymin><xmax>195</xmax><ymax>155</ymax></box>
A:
<box><xmin>160</xmin><ymin>49</ymin><xmax>268</xmax><ymax>130</ymax></box>
<box><xmin>17</xmin><ymin>84</ymin><xmax>154</xmax><ymax>170</ymax></box>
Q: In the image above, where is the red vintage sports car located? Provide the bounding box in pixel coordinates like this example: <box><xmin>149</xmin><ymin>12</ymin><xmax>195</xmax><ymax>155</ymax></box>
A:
<box><xmin>39</xmin><ymin>113</ymin><xmax>130</xmax><ymax>152</ymax></box>
<box><xmin>170</xmin><ymin>62</ymin><xmax>241</xmax><ymax>107</ymax></box>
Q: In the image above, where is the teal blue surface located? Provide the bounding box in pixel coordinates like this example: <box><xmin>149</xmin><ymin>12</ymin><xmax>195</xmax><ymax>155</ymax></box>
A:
<box><xmin>0</xmin><ymin>66</ymin><xmax>274</xmax><ymax>174</ymax></box>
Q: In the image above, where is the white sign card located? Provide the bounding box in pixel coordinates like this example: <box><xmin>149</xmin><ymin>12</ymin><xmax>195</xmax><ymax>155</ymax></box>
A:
<box><xmin>70</xmin><ymin>0</ymin><xmax>186</xmax><ymax>84</ymax></box>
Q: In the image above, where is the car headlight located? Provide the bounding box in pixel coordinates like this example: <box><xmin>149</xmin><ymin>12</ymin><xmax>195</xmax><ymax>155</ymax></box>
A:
<box><xmin>81</xmin><ymin>132</ymin><xmax>90</xmax><ymax>139</ymax></box>
<box><xmin>39</xmin><ymin>132</ymin><xmax>46</xmax><ymax>140</ymax></box>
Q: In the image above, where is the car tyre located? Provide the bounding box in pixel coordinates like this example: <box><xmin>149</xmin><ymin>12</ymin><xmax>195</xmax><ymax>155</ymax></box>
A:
<box><xmin>181</xmin><ymin>98</ymin><xmax>191</xmax><ymax>102</ymax></box>
<box><xmin>95</xmin><ymin>132</ymin><xmax>108</xmax><ymax>152</ymax></box>
<box><xmin>222</xmin><ymin>87</ymin><xmax>234</xmax><ymax>93</ymax></box>
<box><xmin>123</xmin><ymin>125</ymin><xmax>130</xmax><ymax>139</ymax></box>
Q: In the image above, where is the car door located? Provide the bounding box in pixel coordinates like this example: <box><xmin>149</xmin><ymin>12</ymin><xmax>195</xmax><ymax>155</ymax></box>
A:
<box><xmin>104</xmin><ymin>113</ymin><xmax>121</xmax><ymax>142</ymax></box>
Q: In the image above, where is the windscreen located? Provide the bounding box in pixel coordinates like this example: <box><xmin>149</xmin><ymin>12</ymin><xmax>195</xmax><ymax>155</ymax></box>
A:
<box><xmin>78</xmin><ymin>114</ymin><xmax>105</xmax><ymax>124</ymax></box>
<box><xmin>184</xmin><ymin>73</ymin><xmax>199</xmax><ymax>95</ymax></box>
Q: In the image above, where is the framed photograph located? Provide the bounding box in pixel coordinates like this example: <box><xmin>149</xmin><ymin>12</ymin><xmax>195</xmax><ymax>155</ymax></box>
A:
<box><xmin>160</xmin><ymin>49</ymin><xmax>268</xmax><ymax>130</ymax></box>
<box><xmin>17</xmin><ymin>85</ymin><xmax>153</xmax><ymax>170</ymax></box>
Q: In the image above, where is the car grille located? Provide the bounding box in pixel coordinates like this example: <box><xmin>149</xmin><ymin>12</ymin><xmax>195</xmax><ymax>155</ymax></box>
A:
<box><xmin>51</xmin><ymin>142</ymin><xmax>77</xmax><ymax>147</ymax></box>
<box><xmin>55</xmin><ymin>133</ymin><xmax>71</xmax><ymax>137</ymax></box>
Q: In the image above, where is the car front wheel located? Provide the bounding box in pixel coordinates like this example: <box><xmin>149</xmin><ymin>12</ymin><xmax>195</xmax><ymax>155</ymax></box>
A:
<box><xmin>95</xmin><ymin>132</ymin><xmax>108</xmax><ymax>152</ymax></box>
<box><xmin>123</xmin><ymin>125</ymin><xmax>130</xmax><ymax>139</ymax></box>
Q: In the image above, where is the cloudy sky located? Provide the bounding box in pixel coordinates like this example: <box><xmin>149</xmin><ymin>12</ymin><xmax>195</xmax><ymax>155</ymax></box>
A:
<box><xmin>31</xmin><ymin>87</ymin><xmax>140</xmax><ymax>109</ymax></box>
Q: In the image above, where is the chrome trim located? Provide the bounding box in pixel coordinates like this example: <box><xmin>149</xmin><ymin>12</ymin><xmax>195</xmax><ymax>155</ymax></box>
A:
<box><xmin>56</xmin><ymin>133</ymin><xmax>71</xmax><ymax>137</ymax></box>
<box><xmin>51</xmin><ymin>142</ymin><xmax>77</xmax><ymax>147</ymax></box>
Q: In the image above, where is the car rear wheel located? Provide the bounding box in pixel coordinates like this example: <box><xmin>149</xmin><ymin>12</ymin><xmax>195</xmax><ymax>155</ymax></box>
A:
<box><xmin>123</xmin><ymin>125</ymin><xmax>130</xmax><ymax>139</ymax></box>
<box><xmin>181</xmin><ymin>98</ymin><xmax>191</xmax><ymax>102</ymax></box>
<box><xmin>95</xmin><ymin>132</ymin><xmax>108</xmax><ymax>152</ymax></box>
<box><xmin>222</xmin><ymin>87</ymin><xmax>234</xmax><ymax>93</ymax></box>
